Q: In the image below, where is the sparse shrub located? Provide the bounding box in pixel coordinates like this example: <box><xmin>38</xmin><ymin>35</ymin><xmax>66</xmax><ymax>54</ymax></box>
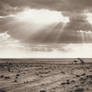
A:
<box><xmin>87</xmin><ymin>81</ymin><xmax>92</xmax><ymax>85</ymax></box>
<box><xmin>74</xmin><ymin>88</ymin><xmax>84</xmax><ymax>92</ymax></box>
<box><xmin>61</xmin><ymin>71</ymin><xmax>65</xmax><ymax>74</ymax></box>
<box><xmin>0</xmin><ymin>75</ymin><xmax>4</xmax><ymax>78</ymax></box>
<box><xmin>61</xmin><ymin>82</ymin><xmax>66</xmax><ymax>85</ymax></box>
<box><xmin>40</xmin><ymin>90</ymin><xmax>46</xmax><ymax>92</ymax></box>
<box><xmin>69</xmin><ymin>91</ymin><xmax>72</xmax><ymax>92</ymax></box>
<box><xmin>0</xmin><ymin>89</ymin><xmax>6</xmax><ymax>92</ymax></box>
<box><xmin>76</xmin><ymin>75</ymin><xmax>80</xmax><ymax>77</ymax></box>
<box><xmin>71</xmin><ymin>80</ymin><xmax>76</xmax><ymax>84</ymax></box>
<box><xmin>74</xmin><ymin>85</ymin><xmax>79</xmax><ymax>88</ymax></box>
<box><xmin>16</xmin><ymin>76</ymin><xmax>18</xmax><ymax>79</ymax></box>
<box><xmin>4</xmin><ymin>76</ymin><xmax>10</xmax><ymax>80</ymax></box>
<box><xmin>86</xmin><ymin>88</ymin><xmax>89</xmax><ymax>91</ymax></box>
<box><xmin>81</xmin><ymin>73</ymin><xmax>86</xmax><ymax>76</ymax></box>
<box><xmin>79</xmin><ymin>77</ymin><xmax>87</xmax><ymax>84</ymax></box>
<box><xmin>14</xmin><ymin>80</ymin><xmax>17</xmax><ymax>82</ymax></box>
<box><xmin>86</xmin><ymin>75</ymin><xmax>92</xmax><ymax>79</ymax></box>
<box><xmin>66</xmin><ymin>80</ymin><xmax>70</xmax><ymax>84</ymax></box>
<box><xmin>16</xmin><ymin>74</ymin><xmax>20</xmax><ymax>76</ymax></box>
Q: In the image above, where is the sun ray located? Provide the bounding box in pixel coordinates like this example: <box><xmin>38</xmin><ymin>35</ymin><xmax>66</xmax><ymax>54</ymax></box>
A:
<box><xmin>86</xmin><ymin>31</ymin><xmax>92</xmax><ymax>43</ymax></box>
<box><xmin>79</xmin><ymin>30</ymin><xmax>85</xmax><ymax>43</ymax></box>
<box><xmin>55</xmin><ymin>23</ymin><xmax>67</xmax><ymax>42</ymax></box>
<box><xmin>42</xmin><ymin>23</ymin><xmax>61</xmax><ymax>43</ymax></box>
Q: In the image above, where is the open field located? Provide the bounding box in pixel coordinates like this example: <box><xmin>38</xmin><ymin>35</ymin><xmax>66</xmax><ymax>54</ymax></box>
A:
<box><xmin>0</xmin><ymin>59</ymin><xmax>92</xmax><ymax>92</ymax></box>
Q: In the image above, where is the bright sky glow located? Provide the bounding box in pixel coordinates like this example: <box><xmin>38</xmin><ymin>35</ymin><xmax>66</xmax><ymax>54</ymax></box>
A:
<box><xmin>15</xmin><ymin>8</ymin><xmax>70</xmax><ymax>25</ymax></box>
<box><xmin>0</xmin><ymin>43</ymin><xmax>92</xmax><ymax>58</ymax></box>
<box><xmin>78</xmin><ymin>30</ymin><xmax>92</xmax><ymax>34</ymax></box>
<box><xmin>0</xmin><ymin>32</ymin><xmax>92</xmax><ymax>58</ymax></box>
<box><xmin>85</xmin><ymin>12</ymin><xmax>92</xmax><ymax>24</ymax></box>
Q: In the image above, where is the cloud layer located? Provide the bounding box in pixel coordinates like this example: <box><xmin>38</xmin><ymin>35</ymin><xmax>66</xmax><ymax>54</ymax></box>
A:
<box><xmin>0</xmin><ymin>0</ymin><xmax>92</xmax><ymax>57</ymax></box>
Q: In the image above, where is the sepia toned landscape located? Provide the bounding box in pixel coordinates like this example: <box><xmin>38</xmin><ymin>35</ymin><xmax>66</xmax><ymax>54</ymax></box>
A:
<box><xmin>0</xmin><ymin>0</ymin><xmax>92</xmax><ymax>92</ymax></box>
<box><xmin>0</xmin><ymin>58</ymin><xmax>92</xmax><ymax>92</ymax></box>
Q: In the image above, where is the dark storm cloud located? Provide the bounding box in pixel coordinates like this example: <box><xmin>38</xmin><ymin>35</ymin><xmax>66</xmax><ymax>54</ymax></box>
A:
<box><xmin>65</xmin><ymin>16</ymin><xmax>92</xmax><ymax>31</ymax></box>
<box><xmin>0</xmin><ymin>0</ymin><xmax>64</xmax><ymax>9</ymax></box>
<box><xmin>0</xmin><ymin>0</ymin><xmax>92</xmax><ymax>12</ymax></box>
<box><xmin>0</xmin><ymin>0</ymin><xmax>92</xmax><ymax>18</ymax></box>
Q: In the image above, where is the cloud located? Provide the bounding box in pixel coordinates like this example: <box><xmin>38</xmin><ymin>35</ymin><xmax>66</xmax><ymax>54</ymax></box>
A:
<box><xmin>84</xmin><ymin>11</ymin><xmax>92</xmax><ymax>25</ymax></box>
<box><xmin>0</xmin><ymin>0</ymin><xmax>66</xmax><ymax>10</ymax></box>
<box><xmin>0</xmin><ymin>9</ymin><xmax>92</xmax><ymax>43</ymax></box>
<box><xmin>0</xmin><ymin>0</ymin><xmax>92</xmax><ymax>44</ymax></box>
<box><xmin>0</xmin><ymin>31</ymin><xmax>24</xmax><ymax>48</ymax></box>
<box><xmin>65</xmin><ymin>15</ymin><xmax>91</xmax><ymax>31</ymax></box>
<box><xmin>1</xmin><ymin>0</ymin><xmax>92</xmax><ymax>12</ymax></box>
<box><xmin>15</xmin><ymin>8</ymin><xmax>70</xmax><ymax>25</ymax></box>
<box><xmin>0</xmin><ymin>8</ymin><xmax>70</xmax><ymax>43</ymax></box>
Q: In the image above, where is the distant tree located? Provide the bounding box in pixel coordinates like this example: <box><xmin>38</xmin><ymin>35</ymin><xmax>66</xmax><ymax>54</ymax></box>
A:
<box><xmin>74</xmin><ymin>88</ymin><xmax>84</xmax><ymax>92</ymax></box>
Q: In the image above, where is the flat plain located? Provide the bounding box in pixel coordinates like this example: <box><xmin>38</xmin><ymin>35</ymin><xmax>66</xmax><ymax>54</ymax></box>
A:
<box><xmin>0</xmin><ymin>59</ymin><xmax>92</xmax><ymax>92</ymax></box>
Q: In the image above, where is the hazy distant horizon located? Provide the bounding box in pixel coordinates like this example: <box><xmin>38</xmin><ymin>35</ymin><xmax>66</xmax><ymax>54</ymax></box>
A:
<box><xmin>0</xmin><ymin>58</ymin><xmax>92</xmax><ymax>63</ymax></box>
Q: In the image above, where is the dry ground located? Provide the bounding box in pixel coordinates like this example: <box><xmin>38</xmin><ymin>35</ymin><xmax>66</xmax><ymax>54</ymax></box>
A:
<box><xmin>0</xmin><ymin>59</ymin><xmax>92</xmax><ymax>92</ymax></box>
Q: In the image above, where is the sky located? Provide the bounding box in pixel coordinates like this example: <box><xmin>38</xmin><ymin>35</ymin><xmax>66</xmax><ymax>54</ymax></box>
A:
<box><xmin>0</xmin><ymin>0</ymin><xmax>92</xmax><ymax>58</ymax></box>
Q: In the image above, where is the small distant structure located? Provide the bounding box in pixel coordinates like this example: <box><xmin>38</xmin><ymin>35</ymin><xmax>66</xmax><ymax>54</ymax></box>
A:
<box><xmin>77</xmin><ymin>58</ymin><xmax>85</xmax><ymax>64</ymax></box>
<box><xmin>72</xmin><ymin>58</ymin><xmax>85</xmax><ymax>64</ymax></box>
